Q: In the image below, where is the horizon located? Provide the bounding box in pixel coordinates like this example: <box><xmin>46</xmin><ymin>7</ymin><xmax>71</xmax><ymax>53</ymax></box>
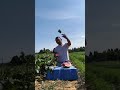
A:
<box><xmin>35</xmin><ymin>46</ymin><xmax>85</xmax><ymax>53</ymax></box>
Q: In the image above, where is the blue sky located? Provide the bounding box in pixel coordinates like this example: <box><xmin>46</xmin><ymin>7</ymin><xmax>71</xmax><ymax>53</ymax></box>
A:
<box><xmin>35</xmin><ymin>0</ymin><xmax>85</xmax><ymax>52</ymax></box>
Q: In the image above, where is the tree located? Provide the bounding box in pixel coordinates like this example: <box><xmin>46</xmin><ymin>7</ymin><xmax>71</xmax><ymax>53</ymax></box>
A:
<box><xmin>19</xmin><ymin>52</ymin><xmax>26</xmax><ymax>63</ymax></box>
<box><xmin>10</xmin><ymin>55</ymin><xmax>21</xmax><ymax>65</ymax></box>
<box><xmin>39</xmin><ymin>50</ymin><xmax>44</xmax><ymax>54</ymax></box>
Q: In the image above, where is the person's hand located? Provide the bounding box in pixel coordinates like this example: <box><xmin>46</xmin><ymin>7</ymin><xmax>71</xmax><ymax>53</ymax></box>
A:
<box><xmin>62</xmin><ymin>34</ymin><xmax>68</xmax><ymax>39</ymax></box>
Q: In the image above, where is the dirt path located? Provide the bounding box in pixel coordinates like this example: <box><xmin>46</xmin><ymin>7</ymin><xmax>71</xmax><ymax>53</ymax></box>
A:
<box><xmin>35</xmin><ymin>74</ymin><xmax>85</xmax><ymax>90</ymax></box>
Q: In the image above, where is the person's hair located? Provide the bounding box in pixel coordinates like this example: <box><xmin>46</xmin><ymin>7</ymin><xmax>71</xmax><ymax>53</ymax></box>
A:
<box><xmin>55</xmin><ymin>37</ymin><xmax>59</xmax><ymax>40</ymax></box>
<box><xmin>55</xmin><ymin>37</ymin><xmax>62</xmax><ymax>41</ymax></box>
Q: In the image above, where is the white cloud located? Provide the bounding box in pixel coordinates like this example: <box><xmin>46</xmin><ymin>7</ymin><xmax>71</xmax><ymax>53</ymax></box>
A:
<box><xmin>81</xmin><ymin>35</ymin><xmax>85</xmax><ymax>38</ymax></box>
<box><xmin>35</xmin><ymin>8</ymin><xmax>81</xmax><ymax>20</ymax></box>
<box><xmin>70</xmin><ymin>39</ymin><xmax>85</xmax><ymax>49</ymax></box>
<box><xmin>69</xmin><ymin>32</ymin><xmax>85</xmax><ymax>39</ymax></box>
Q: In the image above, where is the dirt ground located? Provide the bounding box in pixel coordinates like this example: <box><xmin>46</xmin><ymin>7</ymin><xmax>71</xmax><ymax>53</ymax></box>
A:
<box><xmin>35</xmin><ymin>75</ymin><xmax>85</xmax><ymax>90</ymax></box>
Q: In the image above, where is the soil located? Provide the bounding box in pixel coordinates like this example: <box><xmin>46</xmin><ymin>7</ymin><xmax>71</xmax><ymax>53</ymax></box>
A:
<box><xmin>35</xmin><ymin>73</ymin><xmax>85</xmax><ymax>90</ymax></box>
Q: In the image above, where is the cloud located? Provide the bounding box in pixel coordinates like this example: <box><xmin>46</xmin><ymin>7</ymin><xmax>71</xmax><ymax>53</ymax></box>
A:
<box><xmin>35</xmin><ymin>8</ymin><xmax>81</xmax><ymax>20</ymax></box>
<box><xmin>69</xmin><ymin>32</ymin><xmax>85</xmax><ymax>48</ymax></box>
<box><xmin>70</xmin><ymin>38</ymin><xmax>85</xmax><ymax>49</ymax></box>
<box><xmin>81</xmin><ymin>35</ymin><xmax>85</xmax><ymax>38</ymax></box>
<box><xmin>68</xmin><ymin>31</ymin><xmax>85</xmax><ymax>39</ymax></box>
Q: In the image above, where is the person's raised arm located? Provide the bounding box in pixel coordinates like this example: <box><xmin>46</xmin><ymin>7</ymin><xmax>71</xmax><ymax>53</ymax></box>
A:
<box><xmin>62</xmin><ymin>34</ymin><xmax>71</xmax><ymax>46</ymax></box>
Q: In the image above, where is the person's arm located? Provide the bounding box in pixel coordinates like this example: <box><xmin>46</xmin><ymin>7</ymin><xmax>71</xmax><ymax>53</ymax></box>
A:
<box><xmin>62</xmin><ymin>34</ymin><xmax>71</xmax><ymax>46</ymax></box>
<box><xmin>53</xmin><ymin>48</ymin><xmax>58</xmax><ymax>60</ymax></box>
<box><xmin>53</xmin><ymin>48</ymin><xmax>56</xmax><ymax>57</ymax></box>
<box><xmin>53</xmin><ymin>48</ymin><xmax>57</xmax><ymax>65</ymax></box>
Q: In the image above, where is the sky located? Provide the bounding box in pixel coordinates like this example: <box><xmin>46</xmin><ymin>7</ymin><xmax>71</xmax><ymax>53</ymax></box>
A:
<box><xmin>0</xmin><ymin>0</ymin><xmax>120</xmax><ymax>63</ymax></box>
<box><xmin>86</xmin><ymin>0</ymin><xmax>120</xmax><ymax>55</ymax></box>
<box><xmin>35</xmin><ymin>0</ymin><xmax>85</xmax><ymax>52</ymax></box>
<box><xmin>0</xmin><ymin>0</ymin><xmax>34</xmax><ymax>63</ymax></box>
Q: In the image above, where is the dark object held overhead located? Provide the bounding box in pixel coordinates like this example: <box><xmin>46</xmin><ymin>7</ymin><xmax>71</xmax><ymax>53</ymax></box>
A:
<box><xmin>58</xmin><ymin>29</ymin><xmax>62</xmax><ymax>33</ymax></box>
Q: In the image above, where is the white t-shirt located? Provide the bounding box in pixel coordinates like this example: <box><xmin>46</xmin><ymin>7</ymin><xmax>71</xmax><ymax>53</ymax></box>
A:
<box><xmin>54</xmin><ymin>43</ymin><xmax>69</xmax><ymax>63</ymax></box>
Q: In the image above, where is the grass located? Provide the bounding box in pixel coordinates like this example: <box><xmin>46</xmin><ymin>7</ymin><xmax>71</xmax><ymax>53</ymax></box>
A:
<box><xmin>86</xmin><ymin>61</ymin><xmax>120</xmax><ymax>89</ymax></box>
<box><xmin>70</xmin><ymin>52</ymin><xmax>85</xmax><ymax>74</ymax></box>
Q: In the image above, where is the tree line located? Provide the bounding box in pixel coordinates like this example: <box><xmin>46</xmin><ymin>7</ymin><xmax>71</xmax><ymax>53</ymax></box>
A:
<box><xmin>86</xmin><ymin>48</ymin><xmax>120</xmax><ymax>62</ymax></box>
<box><xmin>10</xmin><ymin>52</ymin><xmax>34</xmax><ymax>65</ymax></box>
<box><xmin>9</xmin><ymin>48</ymin><xmax>120</xmax><ymax>64</ymax></box>
<box><xmin>7</xmin><ymin>46</ymin><xmax>85</xmax><ymax>65</ymax></box>
<box><xmin>38</xmin><ymin>48</ymin><xmax>51</xmax><ymax>54</ymax></box>
<box><xmin>38</xmin><ymin>47</ymin><xmax>85</xmax><ymax>54</ymax></box>
<box><xmin>69</xmin><ymin>47</ymin><xmax>85</xmax><ymax>52</ymax></box>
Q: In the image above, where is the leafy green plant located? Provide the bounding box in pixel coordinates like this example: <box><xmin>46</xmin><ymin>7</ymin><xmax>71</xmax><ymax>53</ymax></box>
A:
<box><xmin>35</xmin><ymin>53</ymin><xmax>55</xmax><ymax>77</ymax></box>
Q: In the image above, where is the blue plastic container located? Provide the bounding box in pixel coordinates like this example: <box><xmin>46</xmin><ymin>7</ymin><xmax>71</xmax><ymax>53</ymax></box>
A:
<box><xmin>46</xmin><ymin>71</ymin><xmax>54</xmax><ymax>80</ymax></box>
<box><xmin>46</xmin><ymin>66</ymin><xmax>78</xmax><ymax>80</ymax></box>
<box><xmin>53</xmin><ymin>67</ymin><xmax>61</xmax><ymax>80</ymax></box>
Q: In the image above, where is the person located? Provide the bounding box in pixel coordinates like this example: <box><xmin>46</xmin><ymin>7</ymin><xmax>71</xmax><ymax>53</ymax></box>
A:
<box><xmin>53</xmin><ymin>34</ymin><xmax>71</xmax><ymax>67</ymax></box>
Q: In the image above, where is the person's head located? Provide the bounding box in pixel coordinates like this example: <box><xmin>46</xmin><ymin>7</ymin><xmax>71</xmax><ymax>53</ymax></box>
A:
<box><xmin>55</xmin><ymin>37</ymin><xmax>62</xmax><ymax>45</ymax></box>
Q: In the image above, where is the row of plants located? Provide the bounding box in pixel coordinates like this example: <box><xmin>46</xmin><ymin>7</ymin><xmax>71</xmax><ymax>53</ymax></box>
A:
<box><xmin>0</xmin><ymin>52</ymin><xmax>35</xmax><ymax>90</ymax></box>
<box><xmin>0</xmin><ymin>64</ymin><xmax>35</xmax><ymax>90</ymax></box>
<box><xmin>70</xmin><ymin>52</ymin><xmax>85</xmax><ymax>74</ymax></box>
<box><xmin>86</xmin><ymin>61</ymin><xmax>120</xmax><ymax>89</ymax></box>
<box><xmin>35</xmin><ymin>53</ymin><xmax>56</xmax><ymax>78</ymax></box>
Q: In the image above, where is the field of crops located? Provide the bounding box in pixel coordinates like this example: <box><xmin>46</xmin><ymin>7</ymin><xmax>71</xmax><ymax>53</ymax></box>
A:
<box><xmin>86</xmin><ymin>61</ymin><xmax>120</xmax><ymax>90</ymax></box>
<box><xmin>0</xmin><ymin>63</ymin><xmax>35</xmax><ymax>90</ymax></box>
<box><xmin>69</xmin><ymin>52</ymin><xmax>85</xmax><ymax>74</ymax></box>
<box><xmin>0</xmin><ymin>51</ymin><xmax>85</xmax><ymax>90</ymax></box>
<box><xmin>35</xmin><ymin>51</ymin><xmax>85</xmax><ymax>90</ymax></box>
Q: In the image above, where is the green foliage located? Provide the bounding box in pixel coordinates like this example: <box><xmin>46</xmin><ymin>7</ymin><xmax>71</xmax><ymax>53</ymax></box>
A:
<box><xmin>86</xmin><ymin>61</ymin><xmax>120</xmax><ymax>89</ymax></box>
<box><xmin>70</xmin><ymin>52</ymin><xmax>85</xmax><ymax>74</ymax></box>
<box><xmin>0</xmin><ymin>51</ymin><xmax>85</xmax><ymax>89</ymax></box>
<box><xmin>0</xmin><ymin>64</ymin><xmax>35</xmax><ymax>90</ymax></box>
<box><xmin>87</xmin><ymin>48</ymin><xmax>120</xmax><ymax>62</ymax></box>
<box><xmin>39</xmin><ymin>48</ymin><xmax>51</xmax><ymax>54</ymax></box>
<box><xmin>69</xmin><ymin>47</ymin><xmax>85</xmax><ymax>52</ymax></box>
<box><xmin>10</xmin><ymin>52</ymin><xmax>34</xmax><ymax>65</ymax></box>
<box><xmin>0</xmin><ymin>52</ymin><xmax>35</xmax><ymax>90</ymax></box>
<box><xmin>35</xmin><ymin>51</ymin><xmax>85</xmax><ymax>76</ymax></box>
<box><xmin>35</xmin><ymin>53</ymin><xmax>55</xmax><ymax>75</ymax></box>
